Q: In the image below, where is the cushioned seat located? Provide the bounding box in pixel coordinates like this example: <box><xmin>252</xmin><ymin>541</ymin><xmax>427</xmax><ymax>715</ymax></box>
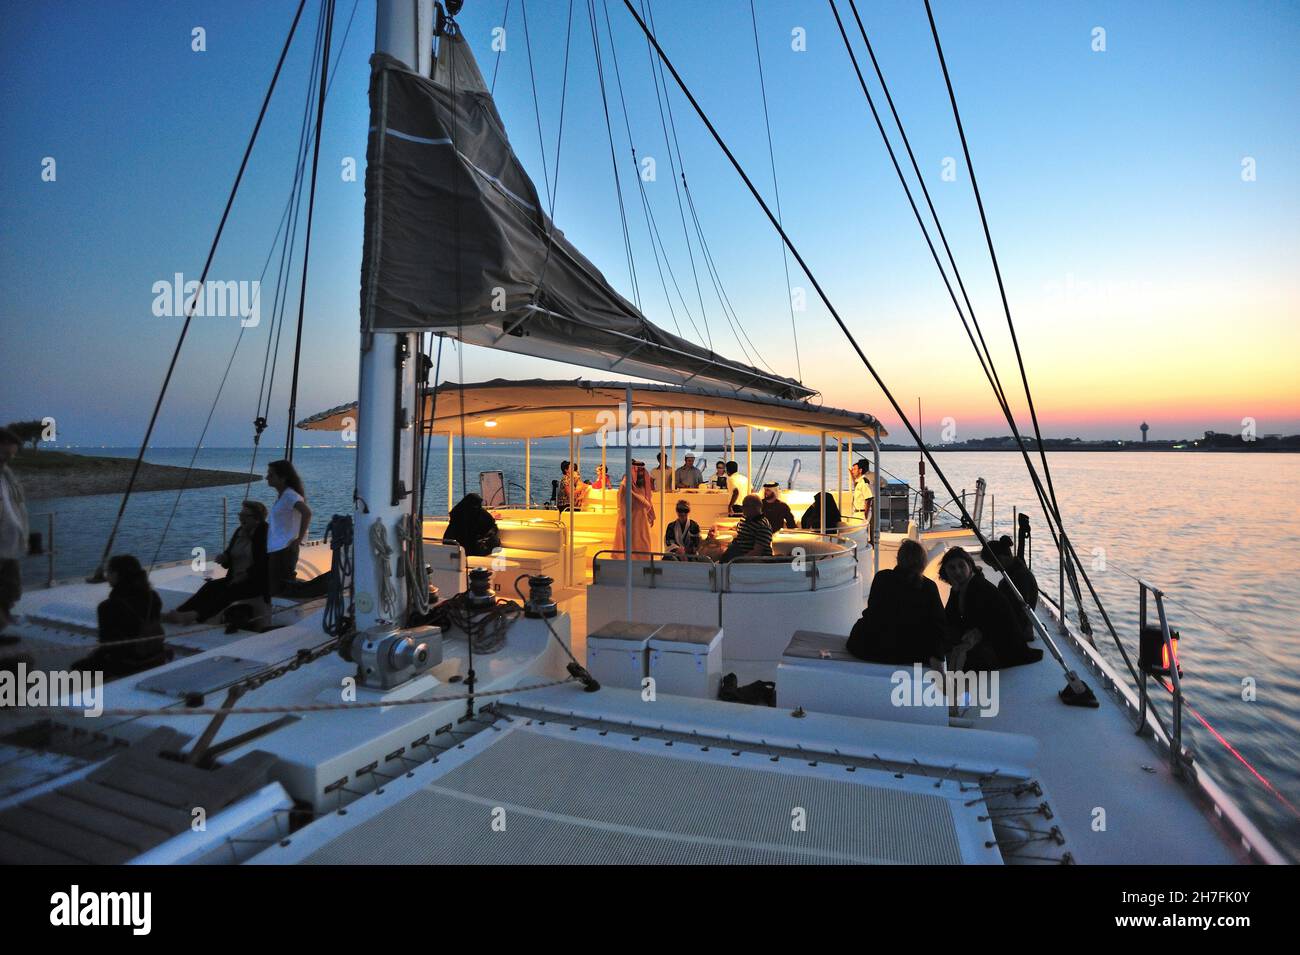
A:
<box><xmin>775</xmin><ymin>630</ymin><xmax>948</xmax><ymax>726</ymax></box>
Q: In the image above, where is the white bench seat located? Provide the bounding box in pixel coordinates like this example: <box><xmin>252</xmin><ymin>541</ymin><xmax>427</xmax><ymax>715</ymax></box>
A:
<box><xmin>776</xmin><ymin>630</ymin><xmax>948</xmax><ymax>726</ymax></box>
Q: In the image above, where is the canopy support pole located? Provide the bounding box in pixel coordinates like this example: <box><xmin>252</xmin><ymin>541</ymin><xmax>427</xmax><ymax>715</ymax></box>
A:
<box><xmin>870</xmin><ymin>434</ymin><xmax>881</xmax><ymax>576</ymax></box>
<box><xmin>746</xmin><ymin>426</ymin><xmax>752</xmax><ymax>485</ymax></box>
<box><xmin>447</xmin><ymin>429</ymin><xmax>453</xmax><ymax>515</ymax></box>
<box><xmin>837</xmin><ymin>436</ymin><xmax>844</xmax><ymax>517</ymax></box>
<box><xmin>819</xmin><ymin>431</ymin><xmax>827</xmax><ymax>534</ymax></box>
<box><xmin>659</xmin><ymin>425</ymin><xmax>666</xmax><ymax>549</ymax></box>
<box><xmin>624</xmin><ymin>386</ymin><xmax>634</xmax><ymax>621</ymax></box>
<box><xmin>601</xmin><ymin>437</ymin><xmax>607</xmax><ymax>505</ymax></box>
<box><xmin>525</xmin><ymin>438</ymin><xmax>531</xmax><ymax>509</ymax></box>
<box><xmin>569</xmin><ymin>412</ymin><xmax>576</xmax><ymax>587</ymax></box>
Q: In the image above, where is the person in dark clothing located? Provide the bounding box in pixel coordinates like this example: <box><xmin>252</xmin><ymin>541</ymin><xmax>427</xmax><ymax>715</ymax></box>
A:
<box><xmin>663</xmin><ymin>500</ymin><xmax>702</xmax><ymax>559</ymax></box>
<box><xmin>74</xmin><ymin>555</ymin><xmax>167</xmax><ymax>677</ymax></box>
<box><xmin>799</xmin><ymin>492</ymin><xmax>841</xmax><ymax>532</ymax></box>
<box><xmin>847</xmin><ymin>539</ymin><xmax>945</xmax><ymax>665</ymax></box>
<box><xmin>760</xmin><ymin>482</ymin><xmax>796</xmax><ymax>531</ymax></box>
<box><xmin>980</xmin><ymin>535</ymin><xmax>1040</xmax><ymax>643</ymax></box>
<box><xmin>938</xmin><ymin>547</ymin><xmax>1042</xmax><ymax>670</ymax></box>
<box><xmin>443</xmin><ymin>493</ymin><xmax>501</xmax><ymax>558</ymax></box>
<box><xmin>164</xmin><ymin>501</ymin><xmax>269</xmax><ymax>625</ymax></box>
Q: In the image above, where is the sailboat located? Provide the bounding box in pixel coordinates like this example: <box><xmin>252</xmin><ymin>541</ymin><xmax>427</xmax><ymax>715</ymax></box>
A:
<box><xmin>0</xmin><ymin>0</ymin><xmax>1284</xmax><ymax>865</ymax></box>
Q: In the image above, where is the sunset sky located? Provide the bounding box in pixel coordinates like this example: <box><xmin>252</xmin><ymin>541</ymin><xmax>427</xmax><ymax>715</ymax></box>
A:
<box><xmin>1</xmin><ymin>0</ymin><xmax>1297</xmax><ymax>447</ymax></box>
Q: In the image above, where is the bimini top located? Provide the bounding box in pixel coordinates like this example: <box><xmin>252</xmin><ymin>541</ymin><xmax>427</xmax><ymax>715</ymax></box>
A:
<box><xmin>298</xmin><ymin>378</ymin><xmax>887</xmax><ymax>441</ymax></box>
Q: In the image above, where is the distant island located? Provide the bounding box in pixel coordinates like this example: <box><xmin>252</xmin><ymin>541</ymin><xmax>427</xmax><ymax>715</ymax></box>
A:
<box><xmin>691</xmin><ymin>431</ymin><xmax>1300</xmax><ymax>453</ymax></box>
<box><xmin>10</xmin><ymin>449</ymin><xmax>255</xmax><ymax>500</ymax></box>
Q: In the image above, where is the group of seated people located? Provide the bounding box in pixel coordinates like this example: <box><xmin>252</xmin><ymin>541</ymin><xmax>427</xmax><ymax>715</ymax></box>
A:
<box><xmin>65</xmin><ymin>461</ymin><xmax>316</xmax><ymax>678</ymax></box>
<box><xmin>845</xmin><ymin>537</ymin><xmax>1044</xmax><ymax>672</ymax></box>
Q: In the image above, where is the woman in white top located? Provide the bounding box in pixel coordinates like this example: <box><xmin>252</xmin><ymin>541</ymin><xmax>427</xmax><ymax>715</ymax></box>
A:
<box><xmin>265</xmin><ymin>459</ymin><xmax>312</xmax><ymax>597</ymax></box>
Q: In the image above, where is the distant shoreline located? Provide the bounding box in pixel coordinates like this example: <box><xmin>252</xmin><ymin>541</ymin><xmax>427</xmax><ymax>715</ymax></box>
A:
<box><xmin>11</xmin><ymin>450</ymin><xmax>255</xmax><ymax>500</ymax></box>
<box><xmin>689</xmin><ymin>445</ymin><xmax>1299</xmax><ymax>454</ymax></box>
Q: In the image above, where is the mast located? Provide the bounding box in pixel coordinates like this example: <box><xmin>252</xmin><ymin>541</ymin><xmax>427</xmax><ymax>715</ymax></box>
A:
<box><xmin>353</xmin><ymin>0</ymin><xmax>435</xmax><ymax>632</ymax></box>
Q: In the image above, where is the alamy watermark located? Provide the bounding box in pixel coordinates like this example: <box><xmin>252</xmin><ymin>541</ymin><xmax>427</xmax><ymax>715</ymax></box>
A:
<box><xmin>0</xmin><ymin>663</ymin><xmax>103</xmax><ymax>717</ymax></box>
<box><xmin>152</xmin><ymin>273</ymin><xmax>261</xmax><ymax>327</ymax></box>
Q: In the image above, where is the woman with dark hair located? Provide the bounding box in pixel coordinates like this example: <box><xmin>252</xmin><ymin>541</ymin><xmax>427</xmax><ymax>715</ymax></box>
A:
<box><xmin>799</xmin><ymin>492</ymin><xmax>842</xmax><ymax>532</ymax></box>
<box><xmin>938</xmin><ymin>547</ymin><xmax>1042</xmax><ymax>670</ymax></box>
<box><xmin>76</xmin><ymin>555</ymin><xmax>166</xmax><ymax>676</ymax></box>
<box><xmin>847</xmin><ymin>539</ymin><xmax>945</xmax><ymax>665</ymax></box>
<box><xmin>443</xmin><ymin>493</ymin><xmax>501</xmax><ymax>558</ymax></box>
<box><xmin>266</xmin><ymin>460</ymin><xmax>312</xmax><ymax>597</ymax></box>
<box><xmin>164</xmin><ymin>500</ymin><xmax>269</xmax><ymax>625</ymax></box>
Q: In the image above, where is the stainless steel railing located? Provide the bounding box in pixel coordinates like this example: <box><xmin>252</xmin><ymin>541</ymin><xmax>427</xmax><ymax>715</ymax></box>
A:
<box><xmin>1135</xmin><ymin>578</ymin><xmax>1188</xmax><ymax>778</ymax></box>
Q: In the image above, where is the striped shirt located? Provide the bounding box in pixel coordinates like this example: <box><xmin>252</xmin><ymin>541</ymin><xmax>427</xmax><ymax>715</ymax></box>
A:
<box><xmin>723</xmin><ymin>515</ymin><xmax>773</xmax><ymax>562</ymax></box>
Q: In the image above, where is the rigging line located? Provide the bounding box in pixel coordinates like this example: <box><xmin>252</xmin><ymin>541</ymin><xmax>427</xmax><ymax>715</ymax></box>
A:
<box><xmin>644</xmin><ymin>0</ymin><xmax>775</xmax><ymax>371</ymax></box>
<box><xmin>681</xmin><ymin>177</ymin><xmax>777</xmax><ymax>373</ymax></box>
<box><xmin>489</xmin><ymin>0</ymin><xmax>513</xmax><ymax>95</ymax></box>
<box><xmin>923</xmin><ymin>1</ymin><xmax>1065</xmax><ymax>530</ymax></box>
<box><xmin>284</xmin><ymin>0</ymin><xmax>336</xmax><ymax>460</ymax></box>
<box><xmin>587</xmin><ymin>0</ymin><xmax>641</xmax><ymax>311</ymax></box>
<box><xmin>421</xmin><ymin>335</ymin><xmax>445</xmax><ymax>509</ymax></box>
<box><xmin>749</xmin><ymin>0</ymin><xmax>801</xmax><ymax>383</ymax></box>
<box><xmin>530</xmin><ymin>0</ymin><xmax>576</xmax><ymax>299</ymax></box>
<box><xmin>620</xmin><ymin>0</ymin><xmax>1078</xmax><ymax>678</ymax></box>
<box><xmin>830</xmin><ymin>1</ymin><xmax>1096</xmax><ymax>642</ymax></box>
<box><xmin>848</xmin><ymin>0</ymin><xmax>1006</xmax><ymax>414</ymax></box>
<box><xmin>92</xmin><ymin>0</ymin><xmax>309</xmax><ymax>579</ymax></box>
<box><xmin>639</xmin><ymin>0</ymin><xmax>716</xmax><ymax>354</ymax></box>
<box><xmin>598</xmin><ymin>0</ymin><xmax>687</xmax><ymax>338</ymax></box>
<box><xmin>519</xmin><ymin>0</ymin><xmax>553</xmax><ymax>210</ymax></box>
<box><xmin>447</xmin><ymin>23</ymin><xmax>469</xmax><ymax>499</ymax></box>
<box><xmin>256</xmin><ymin>3</ymin><xmax>328</xmax><ymax>449</ymax></box>
<box><xmin>148</xmin><ymin>191</ymin><xmax>302</xmax><ymax>569</ymax></box>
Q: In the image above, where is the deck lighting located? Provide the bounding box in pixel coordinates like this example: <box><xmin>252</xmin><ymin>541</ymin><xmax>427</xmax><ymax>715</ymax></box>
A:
<box><xmin>1139</xmin><ymin>625</ymin><xmax>1182</xmax><ymax>677</ymax></box>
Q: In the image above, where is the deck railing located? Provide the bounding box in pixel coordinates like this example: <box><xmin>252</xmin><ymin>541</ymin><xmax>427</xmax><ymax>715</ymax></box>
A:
<box><xmin>1135</xmin><ymin>578</ymin><xmax>1188</xmax><ymax>778</ymax></box>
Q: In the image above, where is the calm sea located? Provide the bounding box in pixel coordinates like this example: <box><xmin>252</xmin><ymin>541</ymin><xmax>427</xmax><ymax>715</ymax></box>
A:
<box><xmin>16</xmin><ymin>445</ymin><xmax>1300</xmax><ymax>860</ymax></box>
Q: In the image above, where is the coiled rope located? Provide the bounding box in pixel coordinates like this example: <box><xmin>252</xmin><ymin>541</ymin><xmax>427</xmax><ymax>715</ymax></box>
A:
<box><xmin>397</xmin><ymin>513</ymin><xmax>429</xmax><ymax>619</ymax></box>
<box><xmin>368</xmin><ymin>518</ymin><xmax>399</xmax><ymax>622</ymax></box>
<box><xmin>323</xmin><ymin>514</ymin><xmax>354</xmax><ymax>637</ymax></box>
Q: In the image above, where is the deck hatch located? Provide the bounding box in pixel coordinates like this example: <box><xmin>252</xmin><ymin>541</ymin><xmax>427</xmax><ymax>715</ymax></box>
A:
<box><xmin>135</xmin><ymin>655</ymin><xmax>268</xmax><ymax>699</ymax></box>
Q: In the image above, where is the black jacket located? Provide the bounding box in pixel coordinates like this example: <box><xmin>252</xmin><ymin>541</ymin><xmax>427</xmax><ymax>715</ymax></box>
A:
<box><xmin>847</xmin><ymin>569</ymin><xmax>946</xmax><ymax>664</ymax></box>
<box><xmin>443</xmin><ymin>505</ymin><xmax>501</xmax><ymax>558</ymax></box>
<box><xmin>222</xmin><ymin>521</ymin><xmax>269</xmax><ymax>596</ymax></box>
<box><xmin>96</xmin><ymin>586</ymin><xmax>164</xmax><ymax>660</ymax></box>
<box><xmin>944</xmin><ymin>569</ymin><xmax>1041</xmax><ymax>669</ymax></box>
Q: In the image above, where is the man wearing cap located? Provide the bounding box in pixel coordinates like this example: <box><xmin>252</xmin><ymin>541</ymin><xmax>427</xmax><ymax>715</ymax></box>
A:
<box><xmin>674</xmin><ymin>453</ymin><xmax>704</xmax><ymax>489</ymax></box>
<box><xmin>850</xmin><ymin>458</ymin><xmax>875</xmax><ymax>532</ymax></box>
<box><xmin>664</xmin><ymin>499</ymin><xmax>701</xmax><ymax>559</ymax></box>
<box><xmin>760</xmin><ymin>482</ymin><xmax>796</xmax><ymax>530</ymax></box>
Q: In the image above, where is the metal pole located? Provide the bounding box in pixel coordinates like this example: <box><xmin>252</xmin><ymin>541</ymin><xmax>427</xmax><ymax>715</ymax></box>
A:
<box><xmin>1058</xmin><ymin>542</ymin><xmax>1067</xmax><ymax>634</ymax></box>
<box><xmin>624</xmin><ymin>386</ymin><xmax>634</xmax><ymax>621</ymax></box>
<box><xmin>569</xmin><ymin>413</ymin><xmax>576</xmax><ymax>586</ymax></box>
<box><xmin>221</xmin><ymin>496</ymin><xmax>228</xmax><ymax>546</ymax></box>
<box><xmin>525</xmin><ymin>438</ymin><xmax>531</xmax><ymax>509</ymax></box>
<box><xmin>1154</xmin><ymin>589</ymin><xmax>1184</xmax><ymax>777</ymax></box>
<box><xmin>871</xmin><ymin>435</ymin><xmax>880</xmax><ymax>576</ymax></box>
<box><xmin>47</xmin><ymin>512</ymin><xmax>55</xmax><ymax>588</ymax></box>
<box><xmin>819</xmin><ymin>431</ymin><xmax>826</xmax><ymax>534</ymax></box>
<box><xmin>447</xmin><ymin>430</ymin><xmax>454</xmax><ymax>514</ymax></box>
<box><xmin>837</xmin><ymin>437</ymin><xmax>843</xmax><ymax>516</ymax></box>
<box><xmin>746</xmin><ymin>426</ymin><xmax>752</xmax><ymax>487</ymax></box>
<box><xmin>659</xmin><ymin>424</ymin><xmax>666</xmax><ymax>552</ymax></box>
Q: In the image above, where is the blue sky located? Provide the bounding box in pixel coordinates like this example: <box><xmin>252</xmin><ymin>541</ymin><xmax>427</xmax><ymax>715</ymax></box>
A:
<box><xmin>2</xmin><ymin>0</ymin><xmax>1297</xmax><ymax>447</ymax></box>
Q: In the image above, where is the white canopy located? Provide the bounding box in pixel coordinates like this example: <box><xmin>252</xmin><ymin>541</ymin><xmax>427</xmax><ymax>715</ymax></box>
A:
<box><xmin>299</xmin><ymin>378</ymin><xmax>886</xmax><ymax>441</ymax></box>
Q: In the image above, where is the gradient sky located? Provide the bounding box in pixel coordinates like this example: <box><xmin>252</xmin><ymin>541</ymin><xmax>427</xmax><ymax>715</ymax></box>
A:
<box><xmin>2</xmin><ymin>0</ymin><xmax>1297</xmax><ymax>447</ymax></box>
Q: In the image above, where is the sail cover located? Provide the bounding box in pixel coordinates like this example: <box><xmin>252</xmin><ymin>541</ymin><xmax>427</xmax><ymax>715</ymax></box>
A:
<box><xmin>361</xmin><ymin>31</ymin><xmax>813</xmax><ymax>402</ymax></box>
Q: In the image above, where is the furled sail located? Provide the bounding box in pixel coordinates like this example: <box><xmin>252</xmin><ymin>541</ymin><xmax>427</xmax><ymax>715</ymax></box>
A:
<box><xmin>360</xmin><ymin>30</ymin><xmax>813</xmax><ymax>401</ymax></box>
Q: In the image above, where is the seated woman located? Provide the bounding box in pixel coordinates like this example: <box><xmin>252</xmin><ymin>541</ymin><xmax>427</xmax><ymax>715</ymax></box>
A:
<box><xmin>663</xmin><ymin>499</ymin><xmax>701</xmax><ymax>559</ymax></box>
<box><xmin>800</xmin><ymin>492</ymin><xmax>842</xmax><ymax>532</ymax></box>
<box><xmin>443</xmin><ymin>493</ymin><xmax>501</xmax><ymax>558</ymax></box>
<box><xmin>937</xmin><ymin>547</ymin><xmax>1042</xmax><ymax>671</ymax></box>
<box><xmin>74</xmin><ymin>555</ymin><xmax>167</xmax><ymax>677</ymax></box>
<box><xmin>846</xmin><ymin>539</ymin><xmax>945</xmax><ymax>665</ymax></box>
<box><xmin>164</xmin><ymin>501</ymin><xmax>269</xmax><ymax>626</ymax></box>
<box><xmin>980</xmin><ymin>535</ymin><xmax>1039</xmax><ymax>643</ymax></box>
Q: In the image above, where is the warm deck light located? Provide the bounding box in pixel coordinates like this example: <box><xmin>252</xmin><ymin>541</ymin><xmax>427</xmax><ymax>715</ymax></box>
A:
<box><xmin>1139</xmin><ymin>625</ymin><xmax>1182</xmax><ymax>677</ymax></box>
<box><xmin>484</xmin><ymin>420</ymin><xmax>497</xmax><ymax>427</ymax></box>
<box><xmin>573</xmin><ymin>427</ymin><xmax>583</xmax><ymax>433</ymax></box>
